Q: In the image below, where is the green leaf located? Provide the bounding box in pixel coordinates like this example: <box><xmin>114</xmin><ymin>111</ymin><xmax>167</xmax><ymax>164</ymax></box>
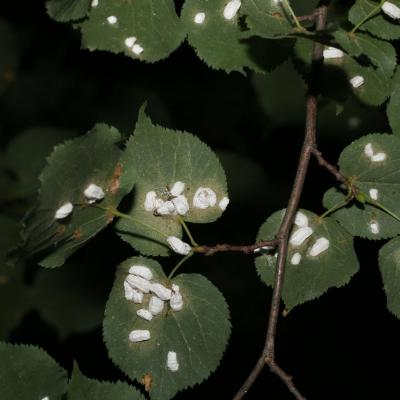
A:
<box><xmin>80</xmin><ymin>0</ymin><xmax>185</xmax><ymax>63</ymax></box>
<box><xmin>324</xmin><ymin>133</ymin><xmax>400</xmax><ymax>240</ymax></box>
<box><xmin>255</xmin><ymin>209</ymin><xmax>359</xmax><ymax>312</ymax></box>
<box><xmin>379</xmin><ymin>236</ymin><xmax>400</xmax><ymax>319</ymax></box>
<box><xmin>181</xmin><ymin>0</ymin><xmax>264</xmax><ymax>73</ymax></box>
<box><xmin>242</xmin><ymin>0</ymin><xmax>297</xmax><ymax>38</ymax></box>
<box><xmin>20</xmin><ymin>124</ymin><xmax>136</xmax><ymax>268</ymax></box>
<box><xmin>349</xmin><ymin>0</ymin><xmax>400</xmax><ymax>40</ymax></box>
<box><xmin>33</xmin><ymin>258</ymin><xmax>107</xmax><ymax>338</ymax></box>
<box><xmin>69</xmin><ymin>362</ymin><xmax>145</xmax><ymax>400</ymax></box>
<box><xmin>387</xmin><ymin>67</ymin><xmax>400</xmax><ymax>136</ymax></box>
<box><xmin>103</xmin><ymin>256</ymin><xmax>231</xmax><ymax>400</ymax></box>
<box><xmin>293</xmin><ymin>37</ymin><xmax>392</xmax><ymax>106</ymax></box>
<box><xmin>116</xmin><ymin>108</ymin><xmax>228</xmax><ymax>256</ymax></box>
<box><xmin>46</xmin><ymin>0</ymin><xmax>91</xmax><ymax>22</ymax></box>
<box><xmin>0</xmin><ymin>18</ymin><xmax>18</xmax><ymax>95</ymax></box>
<box><xmin>3</xmin><ymin>127</ymin><xmax>74</xmax><ymax>200</ymax></box>
<box><xmin>0</xmin><ymin>343</ymin><xmax>68</xmax><ymax>400</ymax></box>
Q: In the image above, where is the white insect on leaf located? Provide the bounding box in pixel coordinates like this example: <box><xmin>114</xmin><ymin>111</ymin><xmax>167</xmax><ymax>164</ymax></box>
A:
<box><xmin>370</xmin><ymin>220</ymin><xmax>380</xmax><ymax>234</ymax></box>
<box><xmin>167</xmin><ymin>351</ymin><xmax>179</xmax><ymax>372</ymax></box>
<box><xmin>371</xmin><ymin>153</ymin><xmax>386</xmax><ymax>162</ymax></box>
<box><xmin>219</xmin><ymin>196</ymin><xmax>230</xmax><ymax>211</ymax></box>
<box><xmin>170</xmin><ymin>181</ymin><xmax>185</xmax><ymax>197</ymax></box>
<box><xmin>129</xmin><ymin>265</ymin><xmax>153</xmax><ymax>281</ymax></box>
<box><xmin>91</xmin><ymin>0</ymin><xmax>98</xmax><ymax>7</ymax></box>
<box><xmin>107</xmin><ymin>16</ymin><xmax>118</xmax><ymax>24</ymax></box>
<box><xmin>289</xmin><ymin>226</ymin><xmax>313</xmax><ymax>246</ymax></box>
<box><xmin>382</xmin><ymin>1</ymin><xmax>400</xmax><ymax>19</ymax></box>
<box><xmin>144</xmin><ymin>191</ymin><xmax>157</xmax><ymax>212</ymax></box>
<box><xmin>124</xmin><ymin>36</ymin><xmax>137</xmax><ymax>48</ymax></box>
<box><xmin>156</xmin><ymin>200</ymin><xmax>176</xmax><ymax>215</ymax></box>
<box><xmin>294</xmin><ymin>211</ymin><xmax>309</xmax><ymax>228</ymax></box>
<box><xmin>41</xmin><ymin>397</ymin><xmax>50</xmax><ymax>400</ymax></box>
<box><xmin>369</xmin><ymin>188</ymin><xmax>379</xmax><ymax>201</ymax></box>
<box><xmin>170</xmin><ymin>291</ymin><xmax>183</xmax><ymax>311</ymax></box>
<box><xmin>350</xmin><ymin>75</ymin><xmax>365</xmax><ymax>89</ymax></box>
<box><xmin>132</xmin><ymin>44</ymin><xmax>144</xmax><ymax>55</ymax></box>
<box><xmin>124</xmin><ymin>281</ymin><xmax>144</xmax><ymax>303</ymax></box>
<box><xmin>194</xmin><ymin>12</ymin><xmax>206</xmax><ymax>24</ymax></box>
<box><xmin>150</xmin><ymin>283</ymin><xmax>172</xmax><ymax>301</ymax></box>
<box><xmin>364</xmin><ymin>143</ymin><xmax>374</xmax><ymax>158</ymax></box>
<box><xmin>149</xmin><ymin>295</ymin><xmax>164</xmax><ymax>315</ymax></box>
<box><xmin>193</xmin><ymin>187</ymin><xmax>217</xmax><ymax>209</ymax></box>
<box><xmin>172</xmin><ymin>195</ymin><xmax>190</xmax><ymax>215</ymax></box>
<box><xmin>136</xmin><ymin>309</ymin><xmax>153</xmax><ymax>321</ymax></box>
<box><xmin>223</xmin><ymin>0</ymin><xmax>241</xmax><ymax>20</ymax></box>
<box><xmin>84</xmin><ymin>183</ymin><xmax>105</xmax><ymax>203</ymax></box>
<box><xmin>323</xmin><ymin>47</ymin><xmax>344</xmax><ymax>59</ymax></box>
<box><xmin>54</xmin><ymin>202</ymin><xmax>73</xmax><ymax>220</ymax></box>
<box><xmin>129</xmin><ymin>330</ymin><xmax>151</xmax><ymax>342</ymax></box>
<box><xmin>126</xmin><ymin>274</ymin><xmax>151</xmax><ymax>293</ymax></box>
<box><xmin>309</xmin><ymin>237</ymin><xmax>330</xmax><ymax>257</ymax></box>
<box><xmin>290</xmin><ymin>252</ymin><xmax>302</xmax><ymax>265</ymax></box>
<box><xmin>167</xmin><ymin>236</ymin><xmax>192</xmax><ymax>255</ymax></box>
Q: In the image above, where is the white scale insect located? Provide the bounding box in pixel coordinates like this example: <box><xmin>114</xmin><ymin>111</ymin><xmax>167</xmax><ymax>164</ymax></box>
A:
<box><xmin>129</xmin><ymin>330</ymin><xmax>151</xmax><ymax>342</ymax></box>
<box><xmin>170</xmin><ymin>284</ymin><xmax>183</xmax><ymax>311</ymax></box>
<box><xmin>54</xmin><ymin>202</ymin><xmax>73</xmax><ymax>220</ymax></box>
<box><xmin>129</xmin><ymin>265</ymin><xmax>153</xmax><ymax>281</ymax></box>
<box><xmin>223</xmin><ymin>0</ymin><xmax>241</xmax><ymax>20</ymax></box>
<box><xmin>150</xmin><ymin>283</ymin><xmax>172</xmax><ymax>301</ymax></box>
<box><xmin>364</xmin><ymin>143</ymin><xmax>387</xmax><ymax>162</ymax></box>
<box><xmin>107</xmin><ymin>16</ymin><xmax>118</xmax><ymax>25</ymax></box>
<box><xmin>350</xmin><ymin>75</ymin><xmax>365</xmax><ymax>89</ymax></box>
<box><xmin>382</xmin><ymin>1</ymin><xmax>400</xmax><ymax>19</ymax></box>
<box><xmin>323</xmin><ymin>47</ymin><xmax>344</xmax><ymax>59</ymax></box>
<box><xmin>126</xmin><ymin>274</ymin><xmax>151</xmax><ymax>293</ymax></box>
<box><xmin>167</xmin><ymin>351</ymin><xmax>179</xmax><ymax>372</ymax></box>
<box><xmin>289</xmin><ymin>226</ymin><xmax>313</xmax><ymax>247</ymax></box>
<box><xmin>149</xmin><ymin>295</ymin><xmax>164</xmax><ymax>315</ymax></box>
<box><xmin>124</xmin><ymin>281</ymin><xmax>144</xmax><ymax>303</ymax></box>
<box><xmin>193</xmin><ymin>187</ymin><xmax>217</xmax><ymax>209</ymax></box>
<box><xmin>369</xmin><ymin>188</ymin><xmax>379</xmax><ymax>201</ymax></box>
<box><xmin>309</xmin><ymin>237</ymin><xmax>330</xmax><ymax>257</ymax></box>
<box><xmin>370</xmin><ymin>220</ymin><xmax>380</xmax><ymax>235</ymax></box>
<box><xmin>137</xmin><ymin>309</ymin><xmax>153</xmax><ymax>321</ymax></box>
<box><xmin>167</xmin><ymin>236</ymin><xmax>192</xmax><ymax>255</ymax></box>
<box><xmin>84</xmin><ymin>183</ymin><xmax>105</xmax><ymax>203</ymax></box>
<box><xmin>194</xmin><ymin>12</ymin><xmax>206</xmax><ymax>24</ymax></box>
<box><xmin>290</xmin><ymin>252</ymin><xmax>302</xmax><ymax>265</ymax></box>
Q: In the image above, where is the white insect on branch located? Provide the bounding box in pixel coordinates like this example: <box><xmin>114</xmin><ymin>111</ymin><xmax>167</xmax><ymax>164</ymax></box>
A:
<box><xmin>129</xmin><ymin>265</ymin><xmax>153</xmax><ymax>281</ymax></box>
<box><xmin>149</xmin><ymin>295</ymin><xmax>164</xmax><ymax>315</ymax></box>
<box><xmin>289</xmin><ymin>227</ymin><xmax>313</xmax><ymax>247</ymax></box>
<box><xmin>150</xmin><ymin>283</ymin><xmax>172</xmax><ymax>301</ymax></box>
<box><xmin>223</xmin><ymin>0</ymin><xmax>241</xmax><ymax>20</ymax></box>
<box><xmin>382</xmin><ymin>1</ymin><xmax>400</xmax><ymax>19</ymax></box>
<box><xmin>167</xmin><ymin>351</ymin><xmax>179</xmax><ymax>372</ymax></box>
<box><xmin>54</xmin><ymin>202</ymin><xmax>73</xmax><ymax>220</ymax></box>
<box><xmin>309</xmin><ymin>237</ymin><xmax>330</xmax><ymax>257</ymax></box>
<box><xmin>323</xmin><ymin>46</ymin><xmax>344</xmax><ymax>59</ymax></box>
<box><xmin>126</xmin><ymin>274</ymin><xmax>151</xmax><ymax>293</ymax></box>
<box><xmin>84</xmin><ymin>183</ymin><xmax>105</xmax><ymax>203</ymax></box>
<box><xmin>136</xmin><ymin>309</ymin><xmax>153</xmax><ymax>321</ymax></box>
<box><xmin>194</xmin><ymin>12</ymin><xmax>206</xmax><ymax>24</ymax></box>
<box><xmin>193</xmin><ymin>187</ymin><xmax>217</xmax><ymax>209</ymax></box>
<box><xmin>167</xmin><ymin>236</ymin><xmax>192</xmax><ymax>255</ymax></box>
<box><xmin>129</xmin><ymin>330</ymin><xmax>151</xmax><ymax>342</ymax></box>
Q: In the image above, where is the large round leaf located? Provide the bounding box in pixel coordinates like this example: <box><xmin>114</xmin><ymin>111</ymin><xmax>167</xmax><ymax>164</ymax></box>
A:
<box><xmin>255</xmin><ymin>209</ymin><xmax>359</xmax><ymax>312</ymax></box>
<box><xmin>116</xmin><ymin>108</ymin><xmax>228</xmax><ymax>256</ymax></box>
<box><xmin>103</xmin><ymin>257</ymin><xmax>231</xmax><ymax>400</ymax></box>
<box><xmin>0</xmin><ymin>343</ymin><xmax>68</xmax><ymax>400</ymax></box>
<box><xmin>20</xmin><ymin>124</ymin><xmax>136</xmax><ymax>268</ymax></box>
<box><xmin>68</xmin><ymin>362</ymin><xmax>145</xmax><ymax>400</ymax></box>
<box><xmin>324</xmin><ymin>134</ymin><xmax>400</xmax><ymax>240</ymax></box>
<box><xmin>80</xmin><ymin>0</ymin><xmax>185</xmax><ymax>63</ymax></box>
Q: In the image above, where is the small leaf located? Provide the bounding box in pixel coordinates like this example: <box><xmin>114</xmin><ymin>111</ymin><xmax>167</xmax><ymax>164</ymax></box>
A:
<box><xmin>68</xmin><ymin>362</ymin><xmax>145</xmax><ymax>400</ymax></box>
<box><xmin>387</xmin><ymin>67</ymin><xmax>400</xmax><ymax>136</ymax></box>
<box><xmin>255</xmin><ymin>209</ymin><xmax>359</xmax><ymax>311</ymax></box>
<box><xmin>46</xmin><ymin>0</ymin><xmax>91</xmax><ymax>22</ymax></box>
<box><xmin>20</xmin><ymin>124</ymin><xmax>136</xmax><ymax>268</ymax></box>
<box><xmin>379</xmin><ymin>236</ymin><xmax>400</xmax><ymax>319</ymax></box>
<box><xmin>242</xmin><ymin>0</ymin><xmax>297</xmax><ymax>38</ymax></box>
<box><xmin>103</xmin><ymin>256</ymin><xmax>231</xmax><ymax>400</ymax></box>
<box><xmin>323</xmin><ymin>133</ymin><xmax>400</xmax><ymax>240</ymax></box>
<box><xmin>349</xmin><ymin>0</ymin><xmax>400</xmax><ymax>40</ymax></box>
<box><xmin>116</xmin><ymin>108</ymin><xmax>228</xmax><ymax>256</ymax></box>
<box><xmin>0</xmin><ymin>342</ymin><xmax>68</xmax><ymax>400</ymax></box>
<box><xmin>181</xmin><ymin>0</ymin><xmax>264</xmax><ymax>73</ymax></box>
<box><xmin>80</xmin><ymin>0</ymin><xmax>185</xmax><ymax>63</ymax></box>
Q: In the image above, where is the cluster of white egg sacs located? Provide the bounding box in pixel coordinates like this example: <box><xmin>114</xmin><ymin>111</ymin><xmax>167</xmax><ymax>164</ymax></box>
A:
<box><xmin>144</xmin><ymin>181</ymin><xmax>229</xmax><ymax>217</ymax></box>
<box><xmin>123</xmin><ymin>265</ymin><xmax>182</xmax><ymax>372</ymax></box>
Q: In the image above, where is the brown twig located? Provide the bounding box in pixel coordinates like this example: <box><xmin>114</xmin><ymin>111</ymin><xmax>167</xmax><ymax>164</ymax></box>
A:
<box><xmin>311</xmin><ymin>147</ymin><xmax>347</xmax><ymax>185</ymax></box>
<box><xmin>232</xmin><ymin>5</ymin><xmax>329</xmax><ymax>400</ymax></box>
<box><xmin>194</xmin><ymin>239</ymin><xmax>279</xmax><ymax>256</ymax></box>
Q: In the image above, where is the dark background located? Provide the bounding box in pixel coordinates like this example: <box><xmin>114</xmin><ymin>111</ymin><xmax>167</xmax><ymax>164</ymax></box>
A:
<box><xmin>0</xmin><ymin>1</ymin><xmax>397</xmax><ymax>399</ymax></box>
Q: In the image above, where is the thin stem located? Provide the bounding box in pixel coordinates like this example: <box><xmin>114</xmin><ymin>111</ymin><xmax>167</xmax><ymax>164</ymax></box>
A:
<box><xmin>350</xmin><ymin>0</ymin><xmax>384</xmax><ymax>34</ymax></box>
<box><xmin>282</xmin><ymin>0</ymin><xmax>305</xmax><ymax>31</ymax></box>
<box><xmin>233</xmin><ymin>5</ymin><xmax>328</xmax><ymax>400</ymax></box>
<box><xmin>167</xmin><ymin>253</ymin><xmax>193</xmax><ymax>280</ymax></box>
<box><xmin>319</xmin><ymin>196</ymin><xmax>351</xmax><ymax>220</ymax></box>
<box><xmin>195</xmin><ymin>239</ymin><xmax>280</xmax><ymax>256</ymax></box>
<box><xmin>366</xmin><ymin>198</ymin><xmax>400</xmax><ymax>224</ymax></box>
<box><xmin>93</xmin><ymin>204</ymin><xmax>170</xmax><ymax>239</ymax></box>
<box><xmin>177</xmin><ymin>216</ymin><xmax>198</xmax><ymax>246</ymax></box>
